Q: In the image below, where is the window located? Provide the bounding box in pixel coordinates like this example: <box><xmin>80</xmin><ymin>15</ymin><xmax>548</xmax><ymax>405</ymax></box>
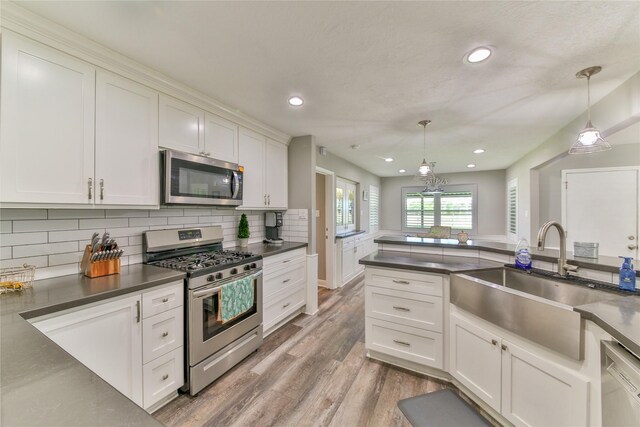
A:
<box><xmin>507</xmin><ymin>178</ymin><xmax>518</xmax><ymax>241</ymax></box>
<box><xmin>336</xmin><ymin>178</ymin><xmax>356</xmax><ymax>233</ymax></box>
<box><xmin>369</xmin><ymin>185</ymin><xmax>379</xmax><ymax>233</ymax></box>
<box><xmin>401</xmin><ymin>185</ymin><xmax>477</xmax><ymax>233</ymax></box>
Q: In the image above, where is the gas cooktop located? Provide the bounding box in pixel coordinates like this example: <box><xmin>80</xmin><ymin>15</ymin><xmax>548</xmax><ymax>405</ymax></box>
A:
<box><xmin>149</xmin><ymin>250</ymin><xmax>256</xmax><ymax>273</ymax></box>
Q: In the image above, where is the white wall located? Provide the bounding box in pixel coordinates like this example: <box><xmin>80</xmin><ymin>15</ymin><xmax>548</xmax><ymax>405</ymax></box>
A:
<box><xmin>380</xmin><ymin>170</ymin><xmax>506</xmax><ymax>238</ymax></box>
<box><xmin>506</xmin><ymin>72</ymin><xmax>640</xmax><ymax>242</ymax></box>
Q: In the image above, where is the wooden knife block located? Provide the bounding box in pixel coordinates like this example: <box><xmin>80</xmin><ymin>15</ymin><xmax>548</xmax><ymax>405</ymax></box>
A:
<box><xmin>80</xmin><ymin>245</ymin><xmax>120</xmax><ymax>278</ymax></box>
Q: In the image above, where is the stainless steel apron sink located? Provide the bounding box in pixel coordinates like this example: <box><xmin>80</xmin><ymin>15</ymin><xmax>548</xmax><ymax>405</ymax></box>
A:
<box><xmin>451</xmin><ymin>268</ymin><xmax>621</xmax><ymax>360</ymax></box>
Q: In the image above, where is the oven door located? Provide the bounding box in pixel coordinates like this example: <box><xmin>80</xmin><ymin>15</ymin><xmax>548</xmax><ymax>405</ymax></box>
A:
<box><xmin>163</xmin><ymin>149</ymin><xmax>243</xmax><ymax>206</ymax></box>
<box><xmin>189</xmin><ymin>270</ymin><xmax>262</xmax><ymax>365</ymax></box>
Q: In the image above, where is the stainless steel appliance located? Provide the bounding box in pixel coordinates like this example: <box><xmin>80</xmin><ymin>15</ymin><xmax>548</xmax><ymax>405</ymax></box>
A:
<box><xmin>264</xmin><ymin>211</ymin><xmax>284</xmax><ymax>244</ymax></box>
<box><xmin>143</xmin><ymin>226</ymin><xmax>262</xmax><ymax>396</ymax></box>
<box><xmin>162</xmin><ymin>149</ymin><xmax>243</xmax><ymax>206</ymax></box>
<box><xmin>601</xmin><ymin>340</ymin><xmax>640</xmax><ymax>426</ymax></box>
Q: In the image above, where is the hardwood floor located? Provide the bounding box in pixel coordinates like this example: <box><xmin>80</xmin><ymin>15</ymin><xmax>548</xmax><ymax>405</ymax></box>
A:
<box><xmin>154</xmin><ymin>275</ymin><xmax>458</xmax><ymax>427</ymax></box>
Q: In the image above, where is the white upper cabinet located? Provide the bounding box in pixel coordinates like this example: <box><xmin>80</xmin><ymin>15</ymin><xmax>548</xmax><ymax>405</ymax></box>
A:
<box><xmin>239</xmin><ymin>127</ymin><xmax>266</xmax><ymax>208</ymax></box>
<box><xmin>205</xmin><ymin>113</ymin><xmax>239</xmax><ymax>164</ymax></box>
<box><xmin>95</xmin><ymin>71</ymin><xmax>159</xmax><ymax>206</ymax></box>
<box><xmin>238</xmin><ymin>128</ymin><xmax>288</xmax><ymax>210</ymax></box>
<box><xmin>0</xmin><ymin>31</ymin><xmax>95</xmax><ymax>204</ymax></box>
<box><xmin>159</xmin><ymin>95</ymin><xmax>204</xmax><ymax>154</ymax></box>
<box><xmin>265</xmin><ymin>138</ymin><xmax>288</xmax><ymax>209</ymax></box>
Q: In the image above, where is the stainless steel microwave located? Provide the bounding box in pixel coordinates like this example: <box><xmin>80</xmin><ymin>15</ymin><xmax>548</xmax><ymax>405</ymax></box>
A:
<box><xmin>162</xmin><ymin>150</ymin><xmax>243</xmax><ymax>206</ymax></box>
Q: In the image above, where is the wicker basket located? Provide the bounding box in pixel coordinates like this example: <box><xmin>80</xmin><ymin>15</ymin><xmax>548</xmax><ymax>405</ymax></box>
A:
<box><xmin>0</xmin><ymin>264</ymin><xmax>36</xmax><ymax>294</ymax></box>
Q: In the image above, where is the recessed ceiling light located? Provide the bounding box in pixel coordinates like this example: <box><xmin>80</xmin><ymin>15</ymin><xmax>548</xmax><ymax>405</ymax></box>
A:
<box><xmin>399</xmin><ymin>169</ymin><xmax>406</xmax><ymax>173</ymax></box>
<box><xmin>467</xmin><ymin>163</ymin><xmax>476</xmax><ymax>168</ymax></box>
<box><xmin>384</xmin><ymin>157</ymin><xmax>394</xmax><ymax>162</ymax></box>
<box><xmin>473</xmin><ymin>149</ymin><xmax>485</xmax><ymax>154</ymax></box>
<box><xmin>466</xmin><ymin>47</ymin><xmax>492</xmax><ymax>63</ymax></box>
<box><xmin>288</xmin><ymin>96</ymin><xmax>304</xmax><ymax>107</ymax></box>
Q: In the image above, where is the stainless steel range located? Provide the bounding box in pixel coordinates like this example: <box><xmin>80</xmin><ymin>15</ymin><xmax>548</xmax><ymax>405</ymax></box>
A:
<box><xmin>143</xmin><ymin>226</ymin><xmax>263</xmax><ymax>396</ymax></box>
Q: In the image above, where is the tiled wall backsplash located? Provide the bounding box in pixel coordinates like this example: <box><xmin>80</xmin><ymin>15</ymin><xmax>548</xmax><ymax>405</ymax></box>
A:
<box><xmin>0</xmin><ymin>207</ymin><xmax>309</xmax><ymax>280</ymax></box>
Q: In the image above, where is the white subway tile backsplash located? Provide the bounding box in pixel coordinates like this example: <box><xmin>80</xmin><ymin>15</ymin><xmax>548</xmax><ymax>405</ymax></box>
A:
<box><xmin>0</xmin><ymin>221</ymin><xmax>11</xmax><ymax>233</ymax></box>
<box><xmin>49</xmin><ymin>209</ymin><xmax>106</xmax><ymax>219</ymax></box>
<box><xmin>129</xmin><ymin>235</ymin><xmax>143</xmax><ymax>245</ymax></box>
<box><xmin>36</xmin><ymin>264</ymin><xmax>80</xmax><ymax>281</ymax></box>
<box><xmin>129</xmin><ymin>217</ymin><xmax>168</xmax><ymax>227</ymax></box>
<box><xmin>49</xmin><ymin>229</ymin><xmax>104</xmax><ymax>243</ymax></box>
<box><xmin>1</xmin><ymin>232</ymin><xmax>48</xmax><ymax>247</ymax></box>
<box><xmin>128</xmin><ymin>254</ymin><xmax>143</xmax><ymax>265</ymax></box>
<box><xmin>1</xmin><ymin>256</ymin><xmax>48</xmax><ymax>268</ymax></box>
<box><xmin>13</xmin><ymin>242</ymin><xmax>78</xmax><ymax>258</ymax></box>
<box><xmin>0</xmin><ymin>209</ymin><xmax>47</xmax><ymax>220</ymax></box>
<box><xmin>0</xmin><ymin>247</ymin><xmax>11</xmax><ymax>260</ymax></box>
<box><xmin>49</xmin><ymin>251</ymin><xmax>85</xmax><ymax>266</ymax></box>
<box><xmin>107</xmin><ymin>226</ymin><xmax>149</xmax><ymax>238</ymax></box>
<box><xmin>106</xmin><ymin>209</ymin><xmax>150</xmax><ymax>218</ymax></box>
<box><xmin>122</xmin><ymin>245</ymin><xmax>142</xmax><ymax>255</ymax></box>
<box><xmin>13</xmin><ymin>219</ymin><xmax>78</xmax><ymax>233</ymax></box>
<box><xmin>79</xmin><ymin>218</ymin><xmax>129</xmax><ymax>229</ymax></box>
<box><xmin>184</xmin><ymin>208</ymin><xmax>213</xmax><ymax>216</ymax></box>
<box><xmin>149</xmin><ymin>208</ymin><xmax>184</xmax><ymax>217</ymax></box>
<box><xmin>168</xmin><ymin>216</ymin><xmax>198</xmax><ymax>225</ymax></box>
<box><xmin>576</xmin><ymin>268</ymin><xmax>614</xmax><ymax>284</ymax></box>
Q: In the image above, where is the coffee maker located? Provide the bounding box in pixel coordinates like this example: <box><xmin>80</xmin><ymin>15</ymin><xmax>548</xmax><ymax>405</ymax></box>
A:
<box><xmin>264</xmin><ymin>212</ymin><xmax>284</xmax><ymax>244</ymax></box>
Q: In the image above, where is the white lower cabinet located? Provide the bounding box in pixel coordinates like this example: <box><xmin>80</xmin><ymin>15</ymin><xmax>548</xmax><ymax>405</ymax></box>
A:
<box><xmin>337</xmin><ymin>234</ymin><xmax>377</xmax><ymax>287</ymax></box>
<box><xmin>450</xmin><ymin>310</ymin><xmax>590</xmax><ymax>426</ymax></box>
<box><xmin>31</xmin><ymin>281</ymin><xmax>184</xmax><ymax>412</ymax></box>
<box><xmin>263</xmin><ymin>248</ymin><xmax>307</xmax><ymax>334</ymax></box>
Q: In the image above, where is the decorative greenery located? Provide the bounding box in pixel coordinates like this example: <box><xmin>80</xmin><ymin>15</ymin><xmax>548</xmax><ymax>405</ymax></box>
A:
<box><xmin>238</xmin><ymin>214</ymin><xmax>250</xmax><ymax>239</ymax></box>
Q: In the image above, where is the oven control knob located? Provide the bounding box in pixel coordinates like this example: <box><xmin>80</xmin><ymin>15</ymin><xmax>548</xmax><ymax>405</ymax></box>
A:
<box><xmin>244</xmin><ymin>265</ymin><xmax>251</xmax><ymax>271</ymax></box>
<box><xmin>215</xmin><ymin>272</ymin><xmax>223</xmax><ymax>280</ymax></box>
<box><xmin>250</xmin><ymin>263</ymin><xmax>257</xmax><ymax>269</ymax></box>
<box><xmin>207</xmin><ymin>275</ymin><xmax>215</xmax><ymax>282</ymax></box>
<box><xmin>230</xmin><ymin>268</ymin><xmax>238</xmax><ymax>275</ymax></box>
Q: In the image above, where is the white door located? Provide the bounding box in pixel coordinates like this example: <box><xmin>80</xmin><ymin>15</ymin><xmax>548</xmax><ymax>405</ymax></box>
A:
<box><xmin>95</xmin><ymin>71</ymin><xmax>159</xmax><ymax>206</ymax></box>
<box><xmin>159</xmin><ymin>95</ymin><xmax>204</xmax><ymax>154</ymax></box>
<box><xmin>450</xmin><ymin>312</ymin><xmax>502</xmax><ymax>412</ymax></box>
<box><xmin>265</xmin><ymin>138</ymin><xmax>288</xmax><ymax>209</ymax></box>
<box><xmin>563</xmin><ymin>167</ymin><xmax>639</xmax><ymax>258</ymax></box>
<box><xmin>204</xmin><ymin>113</ymin><xmax>239</xmax><ymax>163</ymax></box>
<box><xmin>31</xmin><ymin>294</ymin><xmax>143</xmax><ymax>406</ymax></box>
<box><xmin>238</xmin><ymin>127</ymin><xmax>266</xmax><ymax>208</ymax></box>
<box><xmin>0</xmin><ymin>31</ymin><xmax>95</xmax><ymax>204</ymax></box>
<box><xmin>501</xmin><ymin>340</ymin><xmax>589</xmax><ymax>427</ymax></box>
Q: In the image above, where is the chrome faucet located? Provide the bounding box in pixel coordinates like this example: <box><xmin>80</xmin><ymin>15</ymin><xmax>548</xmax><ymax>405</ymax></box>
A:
<box><xmin>537</xmin><ymin>221</ymin><xmax>578</xmax><ymax>277</ymax></box>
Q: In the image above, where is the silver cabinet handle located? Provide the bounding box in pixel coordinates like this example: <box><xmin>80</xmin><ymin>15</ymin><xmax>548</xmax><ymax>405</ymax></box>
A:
<box><xmin>393</xmin><ymin>339</ymin><xmax>411</xmax><ymax>347</ymax></box>
<box><xmin>162</xmin><ymin>331</ymin><xmax>169</xmax><ymax>338</ymax></box>
<box><xmin>99</xmin><ymin>179</ymin><xmax>104</xmax><ymax>201</ymax></box>
<box><xmin>282</xmin><ymin>302</ymin><xmax>291</xmax><ymax>309</ymax></box>
<box><xmin>161</xmin><ymin>374</ymin><xmax>169</xmax><ymax>381</ymax></box>
<box><xmin>393</xmin><ymin>280</ymin><xmax>410</xmax><ymax>285</ymax></box>
<box><xmin>282</xmin><ymin>260</ymin><xmax>290</xmax><ymax>263</ymax></box>
<box><xmin>268</xmin><ymin>195</ymin><xmax>271</xmax><ymax>205</ymax></box>
<box><xmin>491</xmin><ymin>339</ymin><xmax>498</xmax><ymax>346</ymax></box>
<box><xmin>88</xmin><ymin>178</ymin><xmax>93</xmax><ymax>200</ymax></box>
<box><xmin>136</xmin><ymin>300</ymin><xmax>141</xmax><ymax>323</ymax></box>
<box><xmin>162</xmin><ymin>297</ymin><xmax>169</xmax><ymax>303</ymax></box>
<box><xmin>501</xmin><ymin>344</ymin><xmax>508</xmax><ymax>351</ymax></box>
<box><xmin>264</xmin><ymin>194</ymin><xmax>267</xmax><ymax>205</ymax></box>
<box><xmin>628</xmin><ymin>244</ymin><xmax>638</xmax><ymax>250</ymax></box>
<box><xmin>283</xmin><ymin>279</ymin><xmax>291</xmax><ymax>284</ymax></box>
<box><xmin>393</xmin><ymin>306</ymin><xmax>410</xmax><ymax>312</ymax></box>
<box><xmin>629</xmin><ymin>236</ymin><xmax>636</xmax><ymax>240</ymax></box>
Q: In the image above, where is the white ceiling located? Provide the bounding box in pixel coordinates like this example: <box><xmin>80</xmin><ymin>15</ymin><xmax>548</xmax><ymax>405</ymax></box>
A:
<box><xmin>14</xmin><ymin>1</ymin><xmax>640</xmax><ymax>176</ymax></box>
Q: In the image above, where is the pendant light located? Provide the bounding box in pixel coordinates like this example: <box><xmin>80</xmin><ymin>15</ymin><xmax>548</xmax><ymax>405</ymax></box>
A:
<box><xmin>415</xmin><ymin>120</ymin><xmax>447</xmax><ymax>194</ymax></box>
<box><xmin>569</xmin><ymin>66</ymin><xmax>612</xmax><ymax>154</ymax></box>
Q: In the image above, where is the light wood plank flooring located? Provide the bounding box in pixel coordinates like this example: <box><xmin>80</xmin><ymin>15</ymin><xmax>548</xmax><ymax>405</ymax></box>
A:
<box><xmin>154</xmin><ymin>275</ymin><xmax>474</xmax><ymax>427</ymax></box>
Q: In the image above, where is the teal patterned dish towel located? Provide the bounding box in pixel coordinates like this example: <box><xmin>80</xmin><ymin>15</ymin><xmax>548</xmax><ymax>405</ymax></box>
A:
<box><xmin>218</xmin><ymin>274</ymin><xmax>255</xmax><ymax>324</ymax></box>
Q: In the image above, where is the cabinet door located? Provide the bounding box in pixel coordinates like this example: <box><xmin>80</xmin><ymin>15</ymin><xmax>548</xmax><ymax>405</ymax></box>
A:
<box><xmin>95</xmin><ymin>71</ymin><xmax>159</xmax><ymax>206</ymax></box>
<box><xmin>265</xmin><ymin>138</ymin><xmax>288</xmax><ymax>209</ymax></box>
<box><xmin>1</xmin><ymin>31</ymin><xmax>95</xmax><ymax>204</ymax></box>
<box><xmin>238</xmin><ymin>127</ymin><xmax>266</xmax><ymax>208</ymax></box>
<box><xmin>501</xmin><ymin>340</ymin><xmax>589</xmax><ymax>427</ymax></box>
<box><xmin>204</xmin><ymin>113</ymin><xmax>239</xmax><ymax>163</ymax></box>
<box><xmin>450</xmin><ymin>312</ymin><xmax>502</xmax><ymax>412</ymax></box>
<box><xmin>159</xmin><ymin>95</ymin><xmax>204</xmax><ymax>154</ymax></box>
<box><xmin>345</xmin><ymin>182</ymin><xmax>357</xmax><ymax>232</ymax></box>
<box><xmin>31</xmin><ymin>294</ymin><xmax>143</xmax><ymax>406</ymax></box>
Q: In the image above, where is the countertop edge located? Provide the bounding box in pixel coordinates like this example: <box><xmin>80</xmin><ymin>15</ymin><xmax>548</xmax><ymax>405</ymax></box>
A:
<box><xmin>358</xmin><ymin>258</ymin><xmax>501</xmax><ymax>275</ymax></box>
<box><xmin>335</xmin><ymin>230</ymin><xmax>367</xmax><ymax>239</ymax></box>
<box><xmin>575</xmin><ymin>306</ymin><xmax>640</xmax><ymax>357</ymax></box>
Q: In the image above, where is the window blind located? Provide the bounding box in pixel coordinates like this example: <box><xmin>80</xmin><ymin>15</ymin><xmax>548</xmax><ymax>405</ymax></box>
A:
<box><xmin>369</xmin><ymin>185</ymin><xmax>379</xmax><ymax>233</ymax></box>
<box><xmin>405</xmin><ymin>193</ymin><xmax>435</xmax><ymax>229</ymax></box>
<box><xmin>440</xmin><ymin>192</ymin><xmax>473</xmax><ymax>230</ymax></box>
<box><xmin>508</xmin><ymin>181</ymin><xmax>517</xmax><ymax>236</ymax></box>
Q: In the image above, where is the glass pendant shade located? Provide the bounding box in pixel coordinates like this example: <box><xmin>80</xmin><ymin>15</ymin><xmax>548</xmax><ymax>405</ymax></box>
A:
<box><xmin>415</xmin><ymin>119</ymin><xmax>447</xmax><ymax>192</ymax></box>
<box><xmin>418</xmin><ymin>160</ymin><xmax>431</xmax><ymax>176</ymax></box>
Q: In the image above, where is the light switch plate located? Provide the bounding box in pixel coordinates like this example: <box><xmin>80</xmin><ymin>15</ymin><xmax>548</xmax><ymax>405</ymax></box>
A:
<box><xmin>316</xmin><ymin>210</ymin><xmax>320</xmax><ymax>218</ymax></box>
<box><xmin>298</xmin><ymin>210</ymin><xmax>308</xmax><ymax>220</ymax></box>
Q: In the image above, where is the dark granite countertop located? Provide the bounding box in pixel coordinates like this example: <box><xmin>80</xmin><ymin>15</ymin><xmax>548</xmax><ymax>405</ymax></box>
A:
<box><xmin>375</xmin><ymin>235</ymin><xmax>638</xmax><ymax>276</ymax></box>
<box><xmin>335</xmin><ymin>230</ymin><xmax>367</xmax><ymax>239</ymax></box>
<box><xmin>1</xmin><ymin>264</ymin><xmax>185</xmax><ymax>426</ymax></box>
<box><xmin>358</xmin><ymin>250</ymin><xmax>504</xmax><ymax>274</ymax></box>
<box><xmin>240</xmin><ymin>241</ymin><xmax>308</xmax><ymax>257</ymax></box>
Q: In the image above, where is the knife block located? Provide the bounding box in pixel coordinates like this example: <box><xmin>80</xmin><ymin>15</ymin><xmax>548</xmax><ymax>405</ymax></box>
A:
<box><xmin>80</xmin><ymin>245</ymin><xmax>120</xmax><ymax>278</ymax></box>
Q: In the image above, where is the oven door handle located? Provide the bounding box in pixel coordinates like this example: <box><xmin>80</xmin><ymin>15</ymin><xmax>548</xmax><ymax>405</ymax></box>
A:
<box><xmin>192</xmin><ymin>270</ymin><xmax>262</xmax><ymax>299</ymax></box>
<box><xmin>231</xmin><ymin>171</ymin><xmax>240</xmax><ymax>199</ymax></box>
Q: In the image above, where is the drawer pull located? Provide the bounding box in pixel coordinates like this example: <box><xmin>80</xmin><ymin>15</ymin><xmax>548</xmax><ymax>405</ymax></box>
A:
<box><xmin>282</xmin><ymin>302</ymin><xmax>291</xmax><ymax>309</ymax></box>
<box><xmin>283</xmin><ymin>279</ymin><xmax>291</xmax><ymax>284</ymax></box>
<box><xmin>393</xmin><ymin>306</ymin><xmax>411</xmax><ymax>312</ymax></box>
<box><xmin>393</xmin><ymin>339</ymin><xmax>411</xmax><ymax>347</ymax></box>
<box><xmin>392</xmin><ymin>280</ymin><xmax>410</xmax><ymax>285</ymax></box>
<box><xmin>282</xmin><ymin>260</ymin><xmax>290</xmax><ymax>263</ymax></box>
<box><xmin>162</xmin><ymin>297</ymin><xmax>169</xmax><ymax>303</ymax></box>
<box><xmin>491</xmin><ymin>339</ymin><xmax>498</xmax><ymax>346</ymax></box>
<box><xmin>161</xmin><ymin>374</ymin><xmax>169</xmax><ymax>381</ymax></box>
<box><xmin>162</xmin><ymin>331</ymin><xmax>169</xmax><ymax>338</ymax></box>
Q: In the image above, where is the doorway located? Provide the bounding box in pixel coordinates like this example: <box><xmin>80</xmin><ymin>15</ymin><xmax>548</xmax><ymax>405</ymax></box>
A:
<box><xmin>315</xmin><ymin>167</ymin><xmax>336</xmax><ymax>289</ymax></box>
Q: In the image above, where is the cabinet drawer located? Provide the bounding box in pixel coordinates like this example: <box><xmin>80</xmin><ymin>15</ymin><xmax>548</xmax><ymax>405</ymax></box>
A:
<box><xmin>143</xmin><ymin>346</ymin><xmax>184</xmax><ymax>410</ymax></box>
<box><xmin>142</xmin><ymin>281</ymin><xmax>183</xmax><ymax>319</ymax></box>
<box><xmin>365</xmin><ymin>285</ymin><xmax>443</xmax><ymax>332</ymax></box>
<box><xmin>366</xmin><ymin>318</ymin><xmax>443</xmax><ymax>369</ymax></box>
<box><xmin>367</xmin><ymin>269</ymin><xmax>443</xmax><ymax>296</ymax></box>
<box><xmin>264</xmin><ymin>285</ymin><xmax>305</xmax><ymax>332</ymax></box>
<box><xmin>263</xmin><ymin>248</ymin><xmax>306</xmax><ymax>273</ymax></box>
<box><xmin>264</xmin><ymin>263</ymin><xmax>306</xmax><ymax>301</ymax></box>
<box><xmin>142</xmin><ymin>307</ymin><xmax>183</xmax><ymax>364</ymax></box>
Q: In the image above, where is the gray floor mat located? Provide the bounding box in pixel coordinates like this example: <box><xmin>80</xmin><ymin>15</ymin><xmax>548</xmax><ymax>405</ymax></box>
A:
<box><xmin>397</xmin><ymin>389</ymin><xmax>492</xmax><ymax>427</ymax></box>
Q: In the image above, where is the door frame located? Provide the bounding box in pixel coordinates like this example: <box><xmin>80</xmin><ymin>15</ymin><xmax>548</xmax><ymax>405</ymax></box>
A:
<box><xmin>561</xmin><ymin>166</ymin><xmax>640</xmax><ymax>258</ymax></box>
<box><xmin>316</xmin><ymin>167</ymin><xmax>336</xmax><ymax>289</ymax></box>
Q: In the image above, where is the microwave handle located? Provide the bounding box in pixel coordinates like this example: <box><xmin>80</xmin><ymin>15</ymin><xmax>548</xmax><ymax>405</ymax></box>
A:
<box><xmin>231</xmin><ymin>171</ymin><xmax>240</xmax><ymax>199</ymax></box>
